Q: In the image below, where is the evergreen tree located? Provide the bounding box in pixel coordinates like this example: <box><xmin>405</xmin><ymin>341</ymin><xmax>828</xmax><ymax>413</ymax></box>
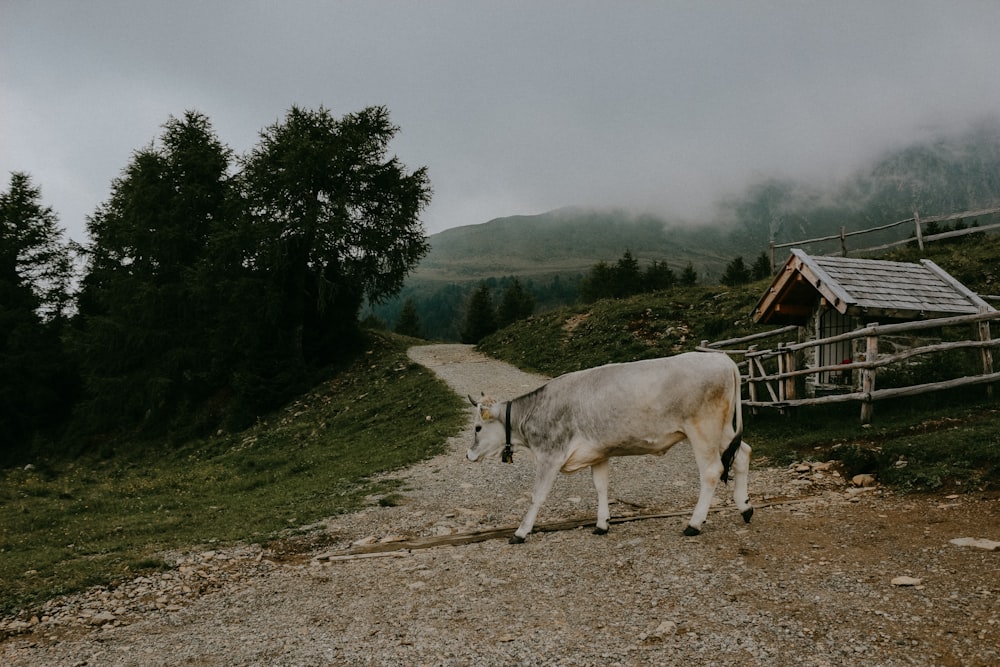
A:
<box><xmin>238</xmin><ymin>105</ymin><xmax>431</xmax><ymax>369</ymax></box>
<box><xmin>751</xmin><ymin>252</ymin><xmax>772</xmax><ymax>280</ymax></box>
<box><xmin>75</xmin><ymin>111</ymin><xmax>232</xmax><ymax>434</ymax></box>
<box><xmin>394</xmin><ymin>298</ymin><xmax>422</xmax><ymax>338</ymax></box>
<box><xmin>613</xmin><ymin>249</ymin><xmax>642</xmax><ymax>297</ymax></box>
<box><xmin>679</xmin><ymin>262</ymin><xmax>698</xmax><ymax>286</ymax></box>
<box><xmin>721</xmin><ymin>256</ymin><xmax>752</xmax><ymax>286</ymax></box>
<box><xmin>644</xmin><ymin>260</ymin><xmax>676</xmax><ymax>291</ymax></box>
<box><xmin>497</xmin><ymin>278</ymin><xmax>535</xmax><ymax>327</ymax></box>
<box><xmin>461</xmin><ymin>284</ymin><xmax>497</xmax><ymax>343</ymax></box>
<box><xmin>0</xmin><ymin>173</ymin><xmax>75</xmax><ymax>459</ymax></box>
<box><xmin>579</xmin><ymin>260</ymin><xmax>615</xmax><ymax>303</ymax></box>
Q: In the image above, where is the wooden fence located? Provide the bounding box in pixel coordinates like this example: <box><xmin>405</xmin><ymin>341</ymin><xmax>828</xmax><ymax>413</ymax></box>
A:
<box><xmin>698</xmin><ymin>309</ymin><xmax>1000</xmax><ymax>423</ymax></box>
<box><xmin>768</xmin><ymin>206</ymin><xmax>1000</xmax><ymax>272</ymax></box>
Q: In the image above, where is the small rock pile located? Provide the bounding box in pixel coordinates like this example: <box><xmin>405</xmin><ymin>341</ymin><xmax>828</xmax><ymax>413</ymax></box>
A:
<box><xmin>0</xmin><ymin>544</ymin><xmax>274</xmax><ymax>641</ymax></box>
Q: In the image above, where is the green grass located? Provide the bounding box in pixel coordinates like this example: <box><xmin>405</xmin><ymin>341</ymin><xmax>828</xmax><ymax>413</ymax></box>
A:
<box><xmin>478</xmin><ymin>282</ymin><xmax>776</xmax><ymax>375</ymax></box>
<box><xmin>745</xmin><ymin>392</ymin><xmax>1000</xmax><ymax>492</ymax></box>
<box><xmin>0</xmin><ymin>332</ymin><xmax>466</xmax><ymax>616</ymax></box>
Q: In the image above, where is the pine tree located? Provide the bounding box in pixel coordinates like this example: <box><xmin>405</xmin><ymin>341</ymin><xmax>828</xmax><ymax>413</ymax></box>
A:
<box><xmin>0</xmin><ymin>173</ymin><xmax>75</xmax><ymax>459</ymax></box>
<box><xmin>461</xmin><ymin>284</ymin><xmax>497</xmax><ymax>343</ymax></box>
<box><xmin>751</xmin><ymin>252</ymin><xmax>772</xmax><ymax>281</ymax></box>
<box><xmin>579</xmin><ymin>261</ymin><xmax>615</xmax><ymax>303</ymax></box>
<box><xmin>680</xmin><ymin>262</ymin><xmax>698</xmax><ymax>287</ymax></box>
<box><xmin>497</xmin><ymin>278</ymin><xmax>535</xmax><ymax>327</ymax></box>
<box><xmin>644</xmin><ymin>260</ymin><xmax>676</xmax><ymax>291</ymax></box>
<box><xmin>721</xmin><ymin>256</ymin><xmax>752</xmax><ymax>286</ymax></box>
<box><xmin>394</xmin><ymin>298</ymin><xmax>422</xmax><ymax>338</ymax></box>
<box><xmin>613</xmin><ymin>249</ymin><xmax>642</xmax><ymax>297</ymax></box>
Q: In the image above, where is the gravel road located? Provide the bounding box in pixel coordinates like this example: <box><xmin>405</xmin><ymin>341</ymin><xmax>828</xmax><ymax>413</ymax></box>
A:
<box><xmin>2</xmin><ymin>344</ymin><xmax>998</xmax><ymax>666</ymax></box>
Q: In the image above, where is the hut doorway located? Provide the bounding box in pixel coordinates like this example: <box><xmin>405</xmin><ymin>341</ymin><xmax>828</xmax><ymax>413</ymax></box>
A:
<box><xmin>818</xmin><ymin>309</ymin><xmax>852</xmax><ymax>385</ymax></box>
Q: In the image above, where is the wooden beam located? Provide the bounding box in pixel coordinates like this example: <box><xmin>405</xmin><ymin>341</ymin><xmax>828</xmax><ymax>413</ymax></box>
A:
<box><xmin>318</xmin><ymin>499</ymin><xmax>817</xmax><ymax>558</ymax></box>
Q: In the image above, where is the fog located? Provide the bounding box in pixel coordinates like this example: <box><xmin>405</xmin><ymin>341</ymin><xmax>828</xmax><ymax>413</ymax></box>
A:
<box><xmin>4</xmin><ymin>1</ymin><xmax>1000</xmax><ymax>242</ymax></box>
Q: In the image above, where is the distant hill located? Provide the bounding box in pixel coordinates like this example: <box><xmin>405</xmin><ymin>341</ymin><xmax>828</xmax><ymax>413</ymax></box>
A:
<box><xmin>374</xmin><ymin>119</ymin><xmax>1000</xmax><ymax>341</ymax></box>
<box><xmin>415</xmin><ymin>207</ymin><xmax>735</xmax><ymax>283</ymax></box>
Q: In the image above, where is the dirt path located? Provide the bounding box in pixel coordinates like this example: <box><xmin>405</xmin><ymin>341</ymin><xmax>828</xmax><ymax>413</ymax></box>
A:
<box><xmin>2</xmin><ymin>345</ymin><xmax>998</xmax><ymax>666</ymax></box>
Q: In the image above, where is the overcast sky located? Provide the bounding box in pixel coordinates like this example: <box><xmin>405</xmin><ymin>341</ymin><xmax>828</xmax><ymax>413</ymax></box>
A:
<box><xmin>4</xmin><ymin>1</ymin><xmax>1000</xmax><ymax>243</ymax></box>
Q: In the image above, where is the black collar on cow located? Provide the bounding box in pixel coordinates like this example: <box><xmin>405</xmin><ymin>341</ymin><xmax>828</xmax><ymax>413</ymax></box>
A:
<box><xmin>501</xmin><ymin>401</ymin><xmax>513</xmax><ymax>463</ymax></box>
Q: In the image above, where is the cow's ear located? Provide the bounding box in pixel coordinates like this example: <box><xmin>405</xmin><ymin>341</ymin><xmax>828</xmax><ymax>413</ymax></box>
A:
<box><xmin>480</xmin><ymin>407</ymin><xmax>493</xmax><ymax>421</ymax></box>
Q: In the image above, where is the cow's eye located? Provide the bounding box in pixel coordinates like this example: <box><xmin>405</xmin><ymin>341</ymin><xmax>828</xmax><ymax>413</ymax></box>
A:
<box><xmin>475</xmin><ymin>425</ymin><xmax>482</xmax><ymax>432</ymax></box>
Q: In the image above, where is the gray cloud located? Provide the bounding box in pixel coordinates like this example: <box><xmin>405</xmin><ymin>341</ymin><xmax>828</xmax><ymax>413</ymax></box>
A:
<box><xmin>4</xmin><ymin>1</ymin><xmax>1000</xmax><ymax>243</ymax></box>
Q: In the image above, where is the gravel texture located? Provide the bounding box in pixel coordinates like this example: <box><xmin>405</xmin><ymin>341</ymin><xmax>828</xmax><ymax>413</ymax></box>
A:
<box><xmin>2</xmin><ymin>344</ymin><xmax>998</xmax><ymax>666</ymax></box>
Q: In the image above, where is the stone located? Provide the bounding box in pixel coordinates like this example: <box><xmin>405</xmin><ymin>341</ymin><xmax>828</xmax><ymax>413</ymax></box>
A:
<box><xmin>891</xmin><ymin>576</ymin><xmax>922</xmax><ymax>586</ymax></box>
<box><xmin>88</xmin><ymin>611</ymin><xmax>117</xmax><ymax>626</ymax></box>
<box><xmin>851</xmin><ymin>474</ymin><xmax>877</xmax><ymax>488</ymax></box>
<box><xmin>652</xmin><ymin>620</ymin><xmax>677</xmax><ymax>637</ymax></box>
<box><xmin>949</xmin><ymin>537</ymin><xmax>1000</xmax><ymax>551</ymax></box>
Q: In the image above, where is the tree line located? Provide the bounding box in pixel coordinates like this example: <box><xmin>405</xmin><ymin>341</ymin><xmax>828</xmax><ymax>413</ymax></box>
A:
<box><xmin>392</xmin><ymin>248</ymin><xmax>778</xmax><ymax>344</ymax></box>
<box><xmin>1</xmin><ymin>106</ymin><xmax>430</xmax><ymax>463</ymax></box>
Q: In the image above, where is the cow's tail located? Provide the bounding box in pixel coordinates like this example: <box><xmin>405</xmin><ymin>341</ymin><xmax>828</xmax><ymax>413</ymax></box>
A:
<box><xmin>720</xmin><ymin>360</ymin><xmax>744</xmax><ymax>484</ymax></box>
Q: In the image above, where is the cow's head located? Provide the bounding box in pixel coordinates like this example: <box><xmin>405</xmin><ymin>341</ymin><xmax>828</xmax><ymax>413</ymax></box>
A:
<box><xmin>466</xmin><ymin>394</ymin><xmax>506</xmax><ymax>462</ymax></box>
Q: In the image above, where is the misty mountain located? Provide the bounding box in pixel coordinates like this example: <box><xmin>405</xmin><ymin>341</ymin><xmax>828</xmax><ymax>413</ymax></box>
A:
<box><xmin>727</xmin><ymin>120</ymin><xmax>1000</xmax><ymax>251</ymax></box>
<box><xmin>415</xmin><ymin>207</ymin><xmax>734</xmax><ymax>282</ymax></box>
<box><xmin>375</xmin><ymin>120</ymin><xmax>1000</xmax><ymax>340</ymax></box>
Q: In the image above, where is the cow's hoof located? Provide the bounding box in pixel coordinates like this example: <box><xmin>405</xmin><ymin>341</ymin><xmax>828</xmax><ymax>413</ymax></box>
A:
<box><xmin>592</xmin><ymin>526</ymin><xmax>609</xmax><ymax>536</ymax></box>
<box><xmin>508</xmin><ymin>535</ymin><xmax>526</xmax><ymax>545</ymax></box>
<box><xmin>683</xmin><ymin>525</ymin><xmax>701</xmax><ymax>537</ymax></box>
<box><xmin>742</xmin><ymin>507</ymin><xmax>755</xmax><ymax>524</ymax></box>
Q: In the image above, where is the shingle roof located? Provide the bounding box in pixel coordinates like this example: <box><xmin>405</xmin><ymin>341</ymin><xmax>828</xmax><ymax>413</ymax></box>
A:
<box><xmin>753</xmin><ymin>249</ymin><xmax>993</xmax><ymax>324</ymax></box>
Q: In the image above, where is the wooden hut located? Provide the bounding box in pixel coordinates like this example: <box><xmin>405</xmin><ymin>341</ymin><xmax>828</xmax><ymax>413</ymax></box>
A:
<box><xmin>752</xmin><ymin>249</ymin><xmax>994</xmax><ymax>394</ymax></box>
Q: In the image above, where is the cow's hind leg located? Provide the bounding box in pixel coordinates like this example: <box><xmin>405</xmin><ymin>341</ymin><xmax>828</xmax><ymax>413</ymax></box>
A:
<box><xmin>510</xmin><ymin>456</ymin><xmax>561</xmax><ymax>544</ymax></box>
<box><xmin>591</xmin><ymin>460</ymin><xmax>611</xmax><ymax>535</ymax></box>
<box><xmin>732</xmin><ymin>442</ymin><xmax>754</xmax><ymax>524</ymax></box>
<box><xmin>685</xmin><ymin>432</ymin><xmax>725</xmax><ymax>536</ymax></box>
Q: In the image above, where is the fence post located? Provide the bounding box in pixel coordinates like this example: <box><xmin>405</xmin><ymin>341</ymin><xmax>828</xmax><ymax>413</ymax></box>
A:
<box><xmin>860</xmin><ymin>324</ymin><xmax>878</xmax><ymax>424</ymax></box>
<box><xmin>777</xmin><ymin>342</ymin><xmax>797</xmax><ymax>403</ymax></box>
<box><xmin>839</xmin><ymin>226</ymin><xmax>847</xmax><ymax>257</ymax></box>
<box><xmin>978</xmin><ymin>306</ymin><xmax>995</xmax><ymax>400</ymax></box>
<box><xmin>746</xmin><ymin>344</ymin><xmax>758</xmax><ymax>415</ymax></box>
<box><xmin>769</xmin><ymin>240</ymin><xmax>776</xmax><ymax>274</ymax></box>
<box><xmin>914</xmin><ymin>211</ymin><xmax>924</xmax><ymax>251</ymax></box>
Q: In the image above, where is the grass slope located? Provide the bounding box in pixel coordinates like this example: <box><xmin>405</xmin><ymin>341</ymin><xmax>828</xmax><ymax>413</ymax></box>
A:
<box><xmin>0</xmin><ymin>333</ymin><xmax>466</xmax><ymax>616</ymax></box>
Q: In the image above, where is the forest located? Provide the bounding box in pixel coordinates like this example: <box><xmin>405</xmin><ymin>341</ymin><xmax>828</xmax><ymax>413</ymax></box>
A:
<box><xmin>1</xmin><ymin>106</ymin><xmax>431</xmax><ymax>462</ymax></box>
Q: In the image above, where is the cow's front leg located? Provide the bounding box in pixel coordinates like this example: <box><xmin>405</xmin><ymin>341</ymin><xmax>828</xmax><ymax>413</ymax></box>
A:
<box><xmin>591</xmin><ymin>460</ymin><xmax>611</xmax><ymax>535</ymax></box>
<box><xmin>510</xmin><ymin>457</ymin><xmax>560</xmax><ymax>544</ymax></box>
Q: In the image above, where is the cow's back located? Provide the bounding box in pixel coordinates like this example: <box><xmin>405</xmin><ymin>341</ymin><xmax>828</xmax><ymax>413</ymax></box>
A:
<box><xmin>520</xmin><ymin>352</ymin><xmax>738</xmax><ymax>454</ymax></box>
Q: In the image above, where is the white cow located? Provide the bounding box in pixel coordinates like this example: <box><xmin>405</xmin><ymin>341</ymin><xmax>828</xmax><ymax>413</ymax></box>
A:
<box><xmin>467</xmin><ymin>351</ymin><xmax>753</xmax><ymax>543</ymax></box>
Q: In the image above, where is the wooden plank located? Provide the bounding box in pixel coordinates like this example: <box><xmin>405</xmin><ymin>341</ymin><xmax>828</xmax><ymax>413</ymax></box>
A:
<box><xmin>746</xmin><ymin>370</ymin><xmax>1000</xmax><ymax>408</ymax></box>
<box><xmin>748</xmin><ymin>337</ymin><xmax>1000</xmax><ymax>383</ymax></box>
<box><xmin>704</xmin><ymin>324</ymin><xmax>799</xmax><ymax>349</ymax></box>
<box><xmin>317</xmin><ymin>499</ymin><xmax>818</xmax><ymax>560</ymax></box>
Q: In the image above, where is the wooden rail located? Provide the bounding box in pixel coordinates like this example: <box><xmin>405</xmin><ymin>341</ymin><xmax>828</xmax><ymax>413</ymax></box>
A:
<box><xmin>701</xmin><ymin>309</ymin><xmax>1000</xmax><ymax>423</ymax></box>
<box><xmin>768</xmin><ymin>206</ymin><xmax>1000</xmax><ymax>272</ymax></box>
